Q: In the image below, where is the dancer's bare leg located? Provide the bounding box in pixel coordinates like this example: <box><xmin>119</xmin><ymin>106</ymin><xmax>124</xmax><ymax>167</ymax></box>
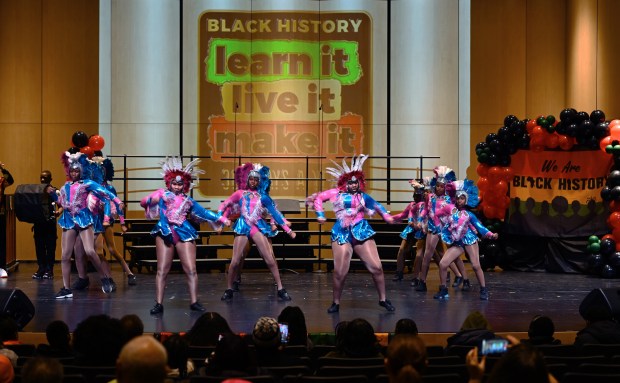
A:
<box><xmin>331</xmin><ymin>242</ymin><xmax>354</xmax><ymax>304</ymax></box>
<box><xmin>354</xmin><ymin>239</ymin><xmax>387</xmax><ymax>301</ymax></box>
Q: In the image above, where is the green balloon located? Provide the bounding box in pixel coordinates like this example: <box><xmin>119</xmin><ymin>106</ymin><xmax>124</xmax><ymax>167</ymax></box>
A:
<box><xmin>546</xmin><ymin>115</ymin><xmax>556</xmax><ymax>125</ymax></box>
<box><xmin>606</xmin><ymin>145</ymin><xmax>614</xmax><ymax>153</ymax></box>
<box><xmin>589</xmin><ymin>235</ymin><xmax>600</xmax><ymax>244</ymax></box>
<box><xmin>590</xmin><ymin>243</ymin><xmax>601</xmax><ymax>254</ymax></box>
<box><xmin>536</xmin><ymin>116</ymin><xmax>545</xmax><ymax>126</ymax></box>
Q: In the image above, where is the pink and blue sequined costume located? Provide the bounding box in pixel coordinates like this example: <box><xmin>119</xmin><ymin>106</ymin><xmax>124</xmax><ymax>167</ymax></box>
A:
<box><xmin>141</xmin><ymin>189</ymin><xmax>224</xmax><ymax>244</ymax></box>
<box><xmin>312</xmin><ymin>189</ymin><xmax>392</xmax><ymax>244</ymax></box>
<box><xmin>392</xmin><ymin>201</ymin><xmax>426</xmax><ymax>240</ymax></box>
<box><xmin>57</xmin><ymin>180</ymin><xmax>121</xmax><ymax>230</ymax></box>
<box><xmin>218</xmin><ymin>190</ymin><xmax>291</xmax><ymax>238</ymax></box>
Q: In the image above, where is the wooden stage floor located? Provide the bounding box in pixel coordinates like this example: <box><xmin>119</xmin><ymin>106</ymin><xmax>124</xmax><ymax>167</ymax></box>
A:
<box><xmin>4</xmin><ymin>262</ymin><xmax>614</xmax><ymax>336</ymax></box>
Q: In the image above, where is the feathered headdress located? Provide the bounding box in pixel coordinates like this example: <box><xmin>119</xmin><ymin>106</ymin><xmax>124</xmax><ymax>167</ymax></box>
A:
<box><xmin>61</xmin><ymin>151</ymin><xmax>87</xmax><ymax>180</ymax></box>
<box><xmin>326</xmin><ymin>154</ymin><xmax>369</xmax><ymax>192</ymax></box>
<box><xmin>409</xmin><ymin>179</ymin><xmax>425</xmax><ymax>196</ymax></box>
<box><xmin>234</xmin><ymin>162</ymin><xmax>271</xmax><ymax>194</ymax></box>
<box><xmin>431</xmin><ymin>165</ymin><xmax>457</xmax><ymax>187</ymax></box>
<box><xmin>453</xmin><ymin>179</ymin><xmax>480</xmax><ymax>208</ymax></box>
<box><xmin>161</xmin><ymin>156</ymin><xmax>204</xmax><ymax>193</ymax></box>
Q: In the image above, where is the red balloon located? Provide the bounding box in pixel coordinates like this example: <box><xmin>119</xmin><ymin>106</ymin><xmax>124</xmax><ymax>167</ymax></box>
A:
<box><xmin>600</xmin><ymin>135</ymin><xmax>612</xmax><ymax>153</ymax></box>
<box><xmin>89</xmin><ymin>135</ymin><xmax>105</xmax><ymax>151</ymax></box>
<box><xmin>558</xmin><ymin>135</ymin><xmax>574</xmax><ymax>151</ymax></box>
<box><xmin>80</xmin><ymin>146</ymin><xmax>94</xmax><ymax>159</ymax></box>
<box><xmin>545</xmin><ymin>133</ymin><xmax>559</xmax><ymax>149</ymax></box>
<box><xmin>609</xmin><ymin>119</ymin><xmax>620</xmax><ymax>129</ymax></box>
<box><xmin>602</xmin><ymin>234</ymin><xmax>614</xmax><ymax>241</ymax></box>
<box><xmin>526</xmin><ymin>119</ymin><xmax>537</xmax><ymax>134</ymax></box>
<box><xmin>502</xmin><ymin>167</ymin><xmax>515</xmax><ymax>182</ymax></box>
<box><xmin>532</xmin><ymin>126</ymin><xmax>544</xmax><ymax>136</ymax></box>
<box><xmin>611</xmin><ymin>125</ymin><xmax>620</xmax><ymax>141</ymax></box>
<box><xmin>488</xmin><ymin>166</ymin><xmax>503</xmax><ymax>184</ymax></box>
<box><xmin>484</xmin><ymin>205</ymin><xmax>497</xmax><ymax>219</ymax></box>
<box><xmin>496</xmin><ymin>180</ymin><xmax>508</xmax><ymax>195</ymax></box>
<box><xmin>609</xmin><ymin>212</ymin><xmax>620</xmax><ymax>229</ymax></box>
<box><xmin>610</xmin><ymin>201</ymin><xmax>620</xmax><ymax>212</ymax></box>
<box><xmin>477</xmin><ymin>177</ymin><xmax>489</xmax><ymax>192</ymax></box>
<box><xmin>476</xmin><ymin>163</ymin><xmax>489</xmax><ymax>177</ymax></box>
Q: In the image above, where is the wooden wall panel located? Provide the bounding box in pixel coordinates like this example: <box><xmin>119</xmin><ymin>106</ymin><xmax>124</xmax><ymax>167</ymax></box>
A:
<box><xmin>566</xmin><ymin>0</ymin><xmax>597</xmax><ymax>111</ymax></box>
<box><xmin>597</xmin><ymin>0</ymin><xmax>620</xmax><ymax>118</ymax></box>
<box><xmin>0</xmin><ymin>0</ymin><xmax>42</xmax><ymax>123</ymax></box>
<box><xmin>525</xmin><ymin>0</ymin><xmax>567</xmax><ymax>117</ymax></box>
<box><xmin>42</xmin><ymin>0</ymin><xmax>99</xmax><ymax>123</ymax></box>
<box><xmin>469</xmin><ymin>0</ymin><xmax>527</xmax><ymax>178</ymax></box>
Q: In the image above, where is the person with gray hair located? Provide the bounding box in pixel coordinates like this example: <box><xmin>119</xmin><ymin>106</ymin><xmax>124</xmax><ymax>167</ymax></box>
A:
<box><xmin>116</xmin><ymin>335</ymin><xmax>168</xmax><ymax>383</ymax></box>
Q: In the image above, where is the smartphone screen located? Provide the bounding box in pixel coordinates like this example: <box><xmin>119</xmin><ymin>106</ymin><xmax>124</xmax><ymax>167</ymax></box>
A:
<box><xmin>480</xmin><ymin>339</ymin><xmax>508</xmax><ymax>355</ymax></box>
<box><xmin>278</xmin><ymin>323</ymin><xmax>289</xmax><ymax>344</ymax></box>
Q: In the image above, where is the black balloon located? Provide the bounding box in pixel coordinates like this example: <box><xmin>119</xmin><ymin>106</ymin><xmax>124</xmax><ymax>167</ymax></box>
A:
<box><xmin>489</xmin><ymin>139</ymin><xmax>503</xmax><ymax>154</ymax></box>
<box><xmin>67</xmin><ymin>146</ymin><xmax>80</xmax><ymax>154</ymax></box>
<box><xmin>560</xmin><ymin>108</ymin><xmax>576</xmax><ymax>122</ymax></box>
<box><xmin>600</xmin><ymin>238</ymin><xmax>616</xmax><ymax>256</ymax></box>
<box><xmin>519</xmin><ymin>133</ymin><xmax>530</xmax><ymax>149</ymax></box>
<box><xmin>601</xmin><ymin>186</ymin><xmax>612</xmax><ymax>201</ymax></box>
<box><xmin>565</xmin><ymin>123</ymin><xmax>578</xmax><ymax>137</ymax></box>
<box><xmin>590</xmin><ymin>109</ymin><xmax>606</xmax><ymax>123</ymax></box>
<box><xmin>487</xmin><ymin>153</ymin><xmax>498</xmax><ymax>166</ymax></box>
<box><xmin>578</xmin><ymin>120</ymin><xmax>593</xmax><ymax>137</ymax></box>
<box><xmin>593</xmin><ymin>121</ymin><xmax>610</xmax><ymax>139</ymax></box>
<box><xmin>600</xmin><ymin>264</ymin><xmax>618</xmax><ymax>279</ymax></box>
<box><xmin>72</xmin><ymin>131</ymin><xmax>89</xmax><ymax>148</ymax></box>
<box><xmin>588</xmin><ymin>253</ymin><xmax>604</xmax><ymax>273</ymax></box>
<box><xmin>609</xmin><ymin>252</ymin><xmax>620</xmax><ymax>268</ymax></box>
<box><xmin>504</xmin><ymin>115</ymin><xmax>519</xmax><ymax>128</ymax></box>
<box><xmin>555</xmin><ymin>121</ymin><xmax>567</xmax><ymax>135</ymax></box>
<box><xmin>499</xmin><ymin>155</ymin><xmax>511</xmax><ymax>166</ymax></box>
<box><xmin>576</xmin><ymin>111</ymin><xmax>590</xmax><ymax>124</ymax></box>
<box><xmin>608</xmin><ymin>170</ymin><xmax>620</xmax><ymax>187</ymax></box>
<box><xmin>498</xmin><ymin>126</ymin><xmax>511</xmax><ymax>142</ymax></box>
<box><xmin>486</xmin><ymin>133</ymin><xmax>498</xmax><ymax>144</ymax></box>
<box><xmin>611</xmin><ymin>186</ymin><xmax>620</xmax><ymax>200</ymax></box>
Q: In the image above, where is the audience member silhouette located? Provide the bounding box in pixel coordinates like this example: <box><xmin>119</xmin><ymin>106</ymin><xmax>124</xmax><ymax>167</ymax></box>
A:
<box><xmin>120</xmin><ymin>314</ymin><xmax>144</xmax><ymax>342</ymax></box>
<box><xmin>115</xmin><ymin>335</ymin><xmax>168</xmax><ymax>383</ymax></box>
<box><xmin>394</xmin><ymin>318</ymin><xmax>419</xmax><ymax>336</ymax></box>
<box><xmin>36</xmin><ymin>320</ymin><xmax>73</xmax><ymax>358</ymax></box>
<box><xmin>522</xmin><ymin>315</ymin><xmax>560</xmax><ymax>346</ymax></box>
<box><xmin>277</xmin><ymin>306</ymin><xmax>313</xmax><ymax>350</ymax></box>
<box><xmin>250</xmin><ymin>316</ymin><xmax>297</xmax><ymax>367</ymax></box>
<box><xmin>447</xmin><ymin>311</ymin><xmax>498</xmax><ymax>349</ymax></box>
<box><xmin>324</xmin><ymin>318</ymin><xmax>382</xmax><ymax>358</ymax></box>
<box><xmin>163</xmin><ymin>333</ymin><xmax>194</xmax><ymax>379</ymax></box>
<box><xmin>384</xmin><ymin>334</ymin><xmax>426</xmax><ymax>383</ymax></box>
<box><xmin>574</xmin><ymin>305</ymin><xmax>620</xmax><ymax>349</ymax></box>
<box><xmin>0</xmin><ymin>313</ymin><xmax>20</xmax><ymax>344</ymax></box>
<box><xmin>185</xmin><ymin>312</ymin><xmax>234</xmax><ymax>347</ymax></box>
<box><xmin>72</xmin><ymin>314</ymin><xmax>124</xmax><ymax>366</ymax></box>
<box><xmin>203</xmin><ymin>333</ymin><xmax>259</xmax><ymax>378</ymax></box>
<box><xmin>20</xmin><ymin>356</ymin><xmax>63</xmax><ymax>383</ymax></box>
<box><xmin>467</xmin><ymin>342</ymin><xmax>558</xmax><ymax>383</ymax></box>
